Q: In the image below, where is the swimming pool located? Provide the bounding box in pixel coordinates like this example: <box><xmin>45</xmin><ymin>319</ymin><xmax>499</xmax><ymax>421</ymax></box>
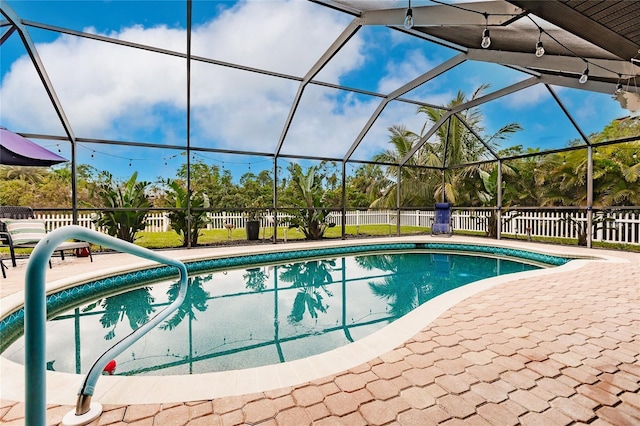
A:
<box><xmin>1</xmin><ymin>242</ymin><xmax>569</xmax><ymax>377</ymax></box>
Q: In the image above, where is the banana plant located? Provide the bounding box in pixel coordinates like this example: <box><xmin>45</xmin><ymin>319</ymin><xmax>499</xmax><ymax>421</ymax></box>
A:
<box><xmin>88</xmin><ymin>171</ymin><xmax>150</xmax><ymax>242</ymax></box>
<box><xmin>165</xmin><ymin>179</ymin><xmax>210</xmax><ymax>247</ymax></box>
<box><xmin>288</xmin><ymin>165</ymin><xmax>335</xmax><ymax>240</ymax></box>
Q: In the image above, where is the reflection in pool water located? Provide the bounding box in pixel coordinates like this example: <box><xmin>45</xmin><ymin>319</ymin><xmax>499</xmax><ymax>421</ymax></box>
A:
<box><xmin>4</xmin><ymin>252</ymin><xmax>540</xmax><ymax>376</ymax></box>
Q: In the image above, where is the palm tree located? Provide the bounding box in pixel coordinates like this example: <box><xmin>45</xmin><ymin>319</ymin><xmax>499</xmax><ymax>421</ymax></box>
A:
<box><xmin>243</xmin><ymin>268</ymin><xmax>269</xmax><ymax>292</ymax></box>
<box><xmin>417</xmin><ymin>85</ymin><xmax>522</xmax><ymax>205</ymax></box>
<box><xmin>593</xmin><ymin>143</ymin><xmax>640</xmax><ymax>207</ymax></box>
<box><xmin>501</xmin><ymin>148</ymin><xmax>545</xmax><ymax>207</ymax></box>
<box><xmin>164</xmin><ymin>179</ymin><xmax>210</xmax><ymax>247</ymax></box>
<box><xmin>371</xmin><ymin>125</ymin><xmax>440</xmax><ymax>208</ymax></box>
<box><xmin>347</xmin><ymin>163</ymin><xmax>388</xmax><ymax>207</ymax></box>
<box><xmin>1</xmin><ymin>165</ymin><xmax>47</xmax><ymax>184</ymax></box>
<box><xmin>372</xmin><ymin>85</ymin><xmax>522</xmax><ymax>207</ymax></box>
<box><xmin>474</xmin><ymin>163</ymin><xmax>517</xmax><ymax>237</ymax></box>
<box><xmin>540</xmin><ymin>151</ymin><xmax>588</xmax><ymax>206</ymax></box>
<box><xmin>538</xmin><ymin>118</ymin><xmax>640</xmax><ymax>208</ymax></box>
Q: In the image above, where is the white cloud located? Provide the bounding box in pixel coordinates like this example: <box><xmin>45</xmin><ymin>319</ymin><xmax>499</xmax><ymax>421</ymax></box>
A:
<box><xmin>193</xmin><ymin>1</ymin><xmax>358</xmax><ymax>79</ymax></box>
<box><xmin>502</xmin><ymin>83</ymin><xmax>549</xmax><ymax>109</ymax></box>
<box><xmin>0</xmin><ymin>0</ymin><xmax>370</xmax><ymax>157</ymax></box>
<box><xmin>377</xmin><ymin>48</ymin><xmax>437</xmax><ymax>94</ymax></box>
<box><xmin>0</xmin><ymin>55</ymin><xmax>63</xmax><ymax>133</ymax></box>
<box><xmin>283</xmin><ymin>89</ymin><xmax>381</xmax><ymax>158</ymax></box>
<box><xmin>1</xmin><ymin>26</ymin><xmax>187</xmax><ymax>137</ymax></box>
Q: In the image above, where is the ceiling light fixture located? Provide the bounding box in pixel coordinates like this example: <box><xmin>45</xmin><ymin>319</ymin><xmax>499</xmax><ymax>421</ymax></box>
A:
<box><xmin>404</xmin><ymin>0</ymin><xmax>414</xmax><ymax>30</ymax></box>
<box><xmin>535</xmin><ymin>28</ymin><xmax>545</xmax><ymax>58</ymax></box>
<box><xmin>579</xmin><ymin>63</ymin><xmax>589</xmax><ymax>84</ymax></box>
<box><xmin>481</xmin><ymin>13</ymin><xmax>491</xmax><ymax>48</ymax></box>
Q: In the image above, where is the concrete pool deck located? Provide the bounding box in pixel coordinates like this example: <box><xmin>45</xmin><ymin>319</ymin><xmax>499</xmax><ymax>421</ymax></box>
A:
<box><xmin>1</xmin><ymin>235</ymin><xmax>639</xmax><ymax>425</ymax></box>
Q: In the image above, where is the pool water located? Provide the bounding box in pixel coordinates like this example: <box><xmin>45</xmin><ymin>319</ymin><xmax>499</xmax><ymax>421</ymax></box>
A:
<box><xmin>3</xmin><ymin>251</ymin><xmax>540</xmax><ymax>376</ymax></box>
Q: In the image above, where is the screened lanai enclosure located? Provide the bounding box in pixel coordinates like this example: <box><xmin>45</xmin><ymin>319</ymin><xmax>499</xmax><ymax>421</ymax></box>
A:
<box><xmin>1</xmin><ymin>0</ymin><xmax>639</xmax><ymax>248</ymax></box>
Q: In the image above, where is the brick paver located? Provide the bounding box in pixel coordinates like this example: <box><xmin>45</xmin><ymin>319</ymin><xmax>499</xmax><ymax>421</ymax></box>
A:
<box><xmin>1</xmin><ymin>240</ymin><xmax>639</xmax><ymax>425</ymax></box>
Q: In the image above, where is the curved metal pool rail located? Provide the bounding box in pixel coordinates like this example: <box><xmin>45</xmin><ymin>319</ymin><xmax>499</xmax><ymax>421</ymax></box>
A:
<box><xmin>24</xmin><ymin>225</ymin><xmax>189</xmax><ymax>426</ymax></box>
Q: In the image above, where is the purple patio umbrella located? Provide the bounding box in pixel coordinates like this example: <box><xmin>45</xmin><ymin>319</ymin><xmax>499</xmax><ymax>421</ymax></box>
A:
<box><xmin>0</xmin><ymin>126</ymin><xmax>67</xmax><ymax>166</ymax></box>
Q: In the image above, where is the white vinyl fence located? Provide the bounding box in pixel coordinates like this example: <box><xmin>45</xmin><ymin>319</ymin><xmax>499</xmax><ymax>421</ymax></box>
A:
<box><xmin>35</xmin><ymin>209</ymin><xmax>640</xmax><ymax>245</ymax></box>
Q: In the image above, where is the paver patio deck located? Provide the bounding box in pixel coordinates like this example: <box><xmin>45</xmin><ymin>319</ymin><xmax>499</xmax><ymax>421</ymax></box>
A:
<box><xmin>1</xmin><ymin>236</ymin><xmax>638</xmax><ymax>425</ymax></box>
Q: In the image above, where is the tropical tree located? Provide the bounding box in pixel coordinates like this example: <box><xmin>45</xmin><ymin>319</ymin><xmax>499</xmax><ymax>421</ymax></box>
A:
<box><xmin>589</xmin><ymin>117</ymin><xmax>640</xmax><ymax>207</ymax></box>
<box><xmin>538</xmin><ymin>150</ymin><xmax>588</xmax><ymax>206</ymax></box>
<box><xmin>538</xmin><ymin>117</ymin><xmax>639</xmax><ymax>207</ymax></box>
<box><xmin>32</xmin><ymin>167</ymin><xmax>73</xmax><ymax>207</ymax></box>
<box><xmin>556</xmin><ymin>211</ymin><xmax>615</xmax><ymax>246</ymax></box>
<box><xmin>372</xmin><ymin>85</ymin><xmax>522</xmax><ymax>207</ymax></box>
<box><xmin>501</xmin><ymin>147</ymin><xmax>545</xmax><ymax>207</ymax></box>
<box><xmin>172</xmin><ymin>160</ymin><xmax>241</xmax><ymax>208</ymax></box>
<box><xmin>87</xmin><ymin>171</ymin><xmax>151</xmax><ymax>242</ymax></box>
<box><xmin>1</xmin><ymin>165</ymin><xmax>47</xmax><ymax>184</ymax></box>
<box><xmin>346</xmin><ymin>163</ymin><xmax>388</xmax><ymax>207</ymax></box>
<box><xmin>163</xmin><ymin>179</ymin><xmax>210</xmax><ymax>247</ymax></box>
<box><xmin>0</xmin><ymin>178</ymin><xmax>32</xmax><ymax>206</ymax></box>
<box><xmin>238</xmin><ymin>170</ymin><xmax>273</xmax><ymax>220</ymax></box>
<box><xmin>592</xmin><ymin>144</ymin><xmax>640</xmax><ymax>207</ymax></box>
<box><xmin>416</xmin><ymin>85</ymin><xmax>522</xmax><ymax>205</ymax></box>
<box><xmin>370</xmin><ymin>125</ymin><xmax>440</xmax><ymax>208</ymax></box>
<box><xmin>0</xmin><ymin>165</ymin><xmax>68</xmax><ymax>207</ymax></box>
<box><xmin>285</xmin><ymin>163</ymin><xmax>336</xmax><ymax>240</ymax></box>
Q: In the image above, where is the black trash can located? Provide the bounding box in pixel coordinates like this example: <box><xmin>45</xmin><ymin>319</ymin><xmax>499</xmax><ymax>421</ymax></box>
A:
<box><xmin>246</xmin><ymin>220</ymin><xmax>260</xmax><ymax>240</ymax></box>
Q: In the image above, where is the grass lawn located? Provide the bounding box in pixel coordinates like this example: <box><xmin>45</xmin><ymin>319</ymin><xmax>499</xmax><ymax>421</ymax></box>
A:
<box><xmin>134</xmin><ymin>224</ymin><xmax>431</xmax><ymax>249</ymax></box>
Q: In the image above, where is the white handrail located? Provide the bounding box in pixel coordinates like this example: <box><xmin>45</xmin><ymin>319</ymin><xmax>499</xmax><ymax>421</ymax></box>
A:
<box><xmin>24</xmin><ymin>225</ymin><xmax>189</xmax><ymax>426</ymax></box>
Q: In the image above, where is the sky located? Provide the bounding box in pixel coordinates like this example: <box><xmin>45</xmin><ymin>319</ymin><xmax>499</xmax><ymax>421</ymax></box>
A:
<box><xmin>0</xmin><ymin>0</ymin><xmax>630</xmax><ymax>182</ymax></box>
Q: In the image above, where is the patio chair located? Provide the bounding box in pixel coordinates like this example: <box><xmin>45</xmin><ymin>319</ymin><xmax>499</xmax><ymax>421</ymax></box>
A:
<box><xmin>0</xmin><ymin>206</ymin><xmax>93</xmax><ymax>268</ymax></box>
<box><xmin>430</xmin><ymin>202</ymin><xmax>453</xmax><ymax>237</ymax></box>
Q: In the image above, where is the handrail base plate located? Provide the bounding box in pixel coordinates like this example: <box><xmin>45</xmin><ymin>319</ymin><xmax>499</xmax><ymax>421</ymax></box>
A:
<box><xmin>62</xmin><ymin>403</ymin><xmax>102</xmax><ymax>426</ymax></box>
